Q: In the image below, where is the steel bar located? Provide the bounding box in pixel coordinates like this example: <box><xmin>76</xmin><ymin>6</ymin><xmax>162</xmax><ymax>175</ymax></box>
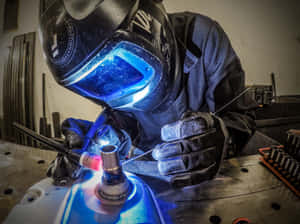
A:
<box><xmin>271</xmin><ymin>73</ymin><xmax>277</xmax><ymax>102</ymax></box>
<box><xmin>18</xmin><ymin>35</ymin><xmax>26</xmax><ymax>145</ymax></box>
<box><xmin>2</xmin><ymin>47</ymin><xmax>12</xmax><ymax>139</ymax></box>
<box><xmin>11</xmin><ymin>37</ymin><xmax>21</xmax><ymax>143</ymax></box>
<box><xmin>13</xmin><ymin>122</ymin><xmax>67</xmax><ymax>154</ymax></box>
<box><xmin>52</xmin><ymin>112</ymin><xmax>61</xmax><ymax>138</ymax></box>
<box><xmin>2</xmin><ymin>33</ymin><xmax>35</xmax><ymax>145</ymax></box>
<box><xmin>25</xmin><ymin>32</ymin><xmax>36</xmax><ymax>146</ymax></box>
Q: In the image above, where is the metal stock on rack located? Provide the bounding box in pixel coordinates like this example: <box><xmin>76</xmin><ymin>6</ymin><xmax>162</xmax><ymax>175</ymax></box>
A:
<box><xmin>2</xmin><ymin>32</ymin><xmax>36</xmax><ymax>146</ymax></box>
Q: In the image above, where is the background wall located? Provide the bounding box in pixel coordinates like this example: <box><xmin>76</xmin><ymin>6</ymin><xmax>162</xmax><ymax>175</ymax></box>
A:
<box><xmin>164</xmin><ymin>0</ymin><xmax>300</xmax><ymax>95</ymax></box>
<box><xmin>0</xmin><ymin>0</ymin><xmax>101</xmax><ymax>131</ymax></box>
<box><xmin>0</xmin><ymin>0</ymin><xmax>300</xmax><ymax>131</ymax></box>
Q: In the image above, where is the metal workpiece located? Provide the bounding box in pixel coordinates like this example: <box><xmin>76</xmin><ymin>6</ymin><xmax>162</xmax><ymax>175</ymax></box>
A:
<box><xmin>96</xmin><ymin>145</ymin><xmax>131</xmax><ymax>205</ymax></box>
<box><xmin>2</xmin><ymin>141</ymin><xmax>164</xmax><ymax>224</ymax></box>
<box><xmin>101</xmin><ymin>145</ymin><xmax>122</xmax><ymax>174</ymax></box>
<box><xmin>124</xmin><ymin>155</ymin><xmax>300</xmax><ymax>224</ymax></box>
<box><xmin>2</xmin><ymin>141</ymin><xmax>300</xmax><ymax>224</ymax></box>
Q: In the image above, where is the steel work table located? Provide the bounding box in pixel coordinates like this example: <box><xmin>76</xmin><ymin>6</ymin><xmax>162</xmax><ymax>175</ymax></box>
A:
<box><xmin>0</xmin><ymin>140</ymin><xmax>299</xmax><ymax>224</ymax></box>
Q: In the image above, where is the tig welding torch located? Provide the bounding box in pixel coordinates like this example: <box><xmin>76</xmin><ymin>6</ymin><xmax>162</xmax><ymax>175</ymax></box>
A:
<box><xmin>13</xmin><ymin>87</ymin><xmax>252</xmax><ymax>170</ymax></box>
<box><xmin>13</xmin><ymin>122</ymin><xmax>103</xmax><ymax>171</ymax></box>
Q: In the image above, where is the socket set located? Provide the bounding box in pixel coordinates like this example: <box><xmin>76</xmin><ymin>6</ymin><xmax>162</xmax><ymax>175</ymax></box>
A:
<box><xmin>285</xmin><ymin>129</ymin><xmax>300</xmax><ymax>161</ymax></box>
<box><xmin>259</xmin><ymin>145</ymin><xmax>300</xmax><ymax>197</ymax></box>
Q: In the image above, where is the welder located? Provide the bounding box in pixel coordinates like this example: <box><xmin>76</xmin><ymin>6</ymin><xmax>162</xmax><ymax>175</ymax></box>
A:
<box><xmin>39</xmin><ymin>0</ymin><xmax>257</xmax><ymax>186</ymax></box>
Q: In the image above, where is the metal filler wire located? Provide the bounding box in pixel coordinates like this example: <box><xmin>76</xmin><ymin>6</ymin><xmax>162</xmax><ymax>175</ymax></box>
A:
<box><xmin>213</xmin><ymin>87</ymin><xmax>251</xmax><ymax>115</ymax></box>
<box><xmin>122</xmin><ymin>87</ymin><xmax>252</xmax><ymax>166</ymax></box>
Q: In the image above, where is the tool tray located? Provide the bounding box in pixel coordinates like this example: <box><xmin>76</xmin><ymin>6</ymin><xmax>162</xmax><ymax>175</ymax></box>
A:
<box><xmin>259</xmin><ymin>146</ymin><xmax>300</xmax><ymax>197</ymax></box>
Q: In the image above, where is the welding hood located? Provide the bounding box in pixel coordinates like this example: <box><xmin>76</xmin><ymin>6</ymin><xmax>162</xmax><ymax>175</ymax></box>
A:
<box><xmin>39</xmin><ymin>0</ymin><xmax>180</xmax><ymax>111</ymax></box>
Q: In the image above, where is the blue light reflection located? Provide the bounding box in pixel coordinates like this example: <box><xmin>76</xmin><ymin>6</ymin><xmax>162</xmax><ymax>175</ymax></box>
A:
<box><xmin>59</xmin><ymin>171</ymin><xmax>166</xmax><ymax>224</ymax></box>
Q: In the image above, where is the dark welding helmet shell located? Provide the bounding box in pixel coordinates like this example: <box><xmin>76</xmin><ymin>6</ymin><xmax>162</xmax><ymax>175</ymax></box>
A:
<box><xmin>39</xmin><ymin>0</ymin><xmax>179</xmax><ymax>111</ymax></box>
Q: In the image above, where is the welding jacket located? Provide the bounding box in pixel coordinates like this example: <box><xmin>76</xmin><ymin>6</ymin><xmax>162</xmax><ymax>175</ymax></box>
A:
<box><xmin>65</xmin><ymin>12</ymin><xmax>257</xmax><ymax>156</ymax></box>
<box><xmin>100</xmin><ymin>12</ymin><xmax>258</xmax><ymax>156</ymax></box>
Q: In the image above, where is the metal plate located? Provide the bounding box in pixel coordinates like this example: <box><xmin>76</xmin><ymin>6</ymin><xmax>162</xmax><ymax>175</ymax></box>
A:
<box><xmin>124</xmin><ymin>155</ymin><xmax>300</xmax><ymax>224</ymax></box>
<box><xmin>154</xmin><ymin>156</ymin><xmax>300</xmax><ymax>224</ymax></box>
<box><xmin>0</xmin><ymin>141</ymin><xmax>56</xmax><ymax>222</ymax></box>
<box><xmin>1</xmin><ymin>141</ymin><xmax>299</xmax><ymax>224</ymax></box>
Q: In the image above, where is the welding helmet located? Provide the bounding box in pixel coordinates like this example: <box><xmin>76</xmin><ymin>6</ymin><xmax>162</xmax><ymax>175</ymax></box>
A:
<box><xmin>39</xmin><ymin>0</ymin><xmax>180</xmax><ymax>111</ymax></box>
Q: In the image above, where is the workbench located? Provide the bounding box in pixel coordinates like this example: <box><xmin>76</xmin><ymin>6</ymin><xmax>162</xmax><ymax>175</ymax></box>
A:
<box><xmin>0</xmin><ymin>140</ymin><xmax>299</xmax><ymax>224</ymax></box>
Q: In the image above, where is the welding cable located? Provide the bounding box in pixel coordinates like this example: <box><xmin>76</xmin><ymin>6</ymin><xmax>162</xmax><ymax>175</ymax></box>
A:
<box><xmin>13</xmin><ymin>122</ymin><xmax>103</xmax><ymax>171</ymax></box>
<box><xmin>13</xmin><ymin>122</ymin><xmax>67</xmax><ymax>153</ymax></box>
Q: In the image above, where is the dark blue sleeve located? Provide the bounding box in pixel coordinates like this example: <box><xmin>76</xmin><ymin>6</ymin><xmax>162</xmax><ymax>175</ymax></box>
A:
<box><xmin>200</xmin><ymin>18</ymin><xmax>257</xmax><ymax>150</ymax></box>
<box><xmin>202</xmin><ymin>21</ymin><xmax>240</xmax><ymax>112</ymax></box>
<box><xmin>62</xmin><ymin>118</ymin><xmax>93</xmax><ymax>139</ymax></box>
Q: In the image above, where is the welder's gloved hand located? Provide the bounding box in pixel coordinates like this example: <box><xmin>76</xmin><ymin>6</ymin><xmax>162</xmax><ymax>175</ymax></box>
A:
<box><xmin>47</xmin><ymin>118</ymin><xmax>92</xmax><ymax>185</ymax></box>
<box><xmin>61</xmin><ymin>118</ymin><xmax>93</xmax><ymax>149</ymax></box>
<box><xmin>152</xmin><ymin>112</ymin><xmax>229</xmax><ymax>188</ymax></box>
<box><xmin>47</xmin><ymin>152</ymin><xmax>83</xmax><ymax>185</ymax></box>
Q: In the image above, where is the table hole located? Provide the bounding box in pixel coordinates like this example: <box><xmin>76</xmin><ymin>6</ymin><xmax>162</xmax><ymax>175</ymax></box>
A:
<box><xmin>241</xmin><ymin>168</ymin><xmax>249</xmax><ymax>173</ymax></box>
<box><xmin>271</xmin><ymin>202</ymin><xmax>281</xmax><ymax>210</ymax></box>
<box><xmin>209</xmin><ymin>215</ymin><xmax>221</xmax><ymax>224</ymax></box>
<box><xmin>4</xmin><ymin>188</ymin><xmax>13</xmax><ymax>195</ymax></box>
<box><xmin>37</xmin><ymin>160</ymin><xmax>45</xmax><ymax>164</ymax></box>
<box><xmin>27</xmin><ymin>197</ymin><xmax>35</xmax><ymax>202</ymax></box>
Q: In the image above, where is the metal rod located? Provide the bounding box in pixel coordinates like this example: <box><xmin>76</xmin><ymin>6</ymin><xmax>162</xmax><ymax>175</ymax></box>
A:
<box><xmin>13</xmin><ymin>122</ymin><xmax>67</xmax><ymax>154</ymax></box>
<box><xmin>42</xmin><ymin>73</ymin><xmax>46</xmax><ymax>118</ymax></box>
<box><xmin>271</xmin><ymin>73</ymin><xmax>277</xmax><ymax>102</ymax></box>
<box><xmin>122</xmin><ymin>148</ymin><xmax>154</xmax><ymax>166</ymax></box>
<box><xmin>214</xmin><ymin>87</ymin><xmax>251</xmax><ymax>115</ymax></box>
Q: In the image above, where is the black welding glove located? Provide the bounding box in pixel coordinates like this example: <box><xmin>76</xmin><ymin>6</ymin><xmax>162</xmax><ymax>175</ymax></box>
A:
<box><xmin>47</xmin><ymin>118</ymin><xmax>93</xmax><ymax>185</ymax></box>
<box><xmin>152</xmin><ymin>112</ymin><xmax>229</xmax><ymax>187</ymax></box>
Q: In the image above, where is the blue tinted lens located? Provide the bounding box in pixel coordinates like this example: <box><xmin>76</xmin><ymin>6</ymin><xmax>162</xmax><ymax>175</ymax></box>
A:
<box><xmin>73</xmin><ymin>56</ymin><xmax>143</xmax><ymax>97</ymax></box>
<box><xmin>63</xmin><ymin>41</ymin><xmax>156</xmax><ymax>102</ymax></box>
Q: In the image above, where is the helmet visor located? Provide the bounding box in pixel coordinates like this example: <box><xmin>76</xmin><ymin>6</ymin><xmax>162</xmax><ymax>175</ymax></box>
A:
<box><xmin>62</xmin><ymin>41</ymin><xmax>161</xmax><ymax>103</ymax></box>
